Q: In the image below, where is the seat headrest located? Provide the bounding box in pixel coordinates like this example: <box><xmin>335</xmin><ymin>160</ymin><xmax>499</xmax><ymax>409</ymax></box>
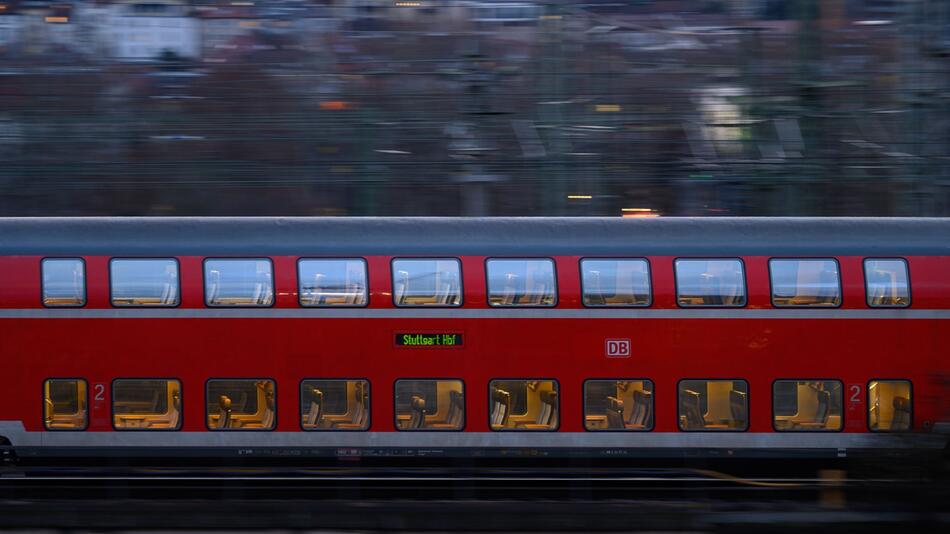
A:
<box><xmin>410</xmin><ymin>395</ymin><xmax>426</xmax><ymax>411</ymax></box>
<box><xmin>540</xmin><ymin>390</ymin><xmax>557</xmax><ymax>405</ymax></box>
<box><xmin>607</xmin><ymin>396</ymin><xmax>624</xmax><ymax>411</ymax></box>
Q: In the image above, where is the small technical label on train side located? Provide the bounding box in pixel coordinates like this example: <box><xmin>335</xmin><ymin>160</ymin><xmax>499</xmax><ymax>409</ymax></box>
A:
<box><xmin>395</xmin><ymin>333</ymin><xmax>463</xmax><ymax>348</ymax></box>
<box><xmin>605</xmin><ymin>339</ymin><xmax>631</xmax><ymax>358</ymax></box>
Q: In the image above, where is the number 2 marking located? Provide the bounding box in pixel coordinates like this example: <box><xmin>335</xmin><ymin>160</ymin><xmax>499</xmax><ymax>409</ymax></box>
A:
<box><xmin>849</xmin><ymin>385</ymin><xmax>861</xmax><ymax>403</ymax></box>
<box><xmin>94</xmin><ymin>384</ymin><xmax>105</xmax><ymax>401</ymax></box>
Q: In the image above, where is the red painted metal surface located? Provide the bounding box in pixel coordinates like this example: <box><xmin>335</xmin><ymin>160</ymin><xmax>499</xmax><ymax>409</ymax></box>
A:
<box><xmin>1</xmin><ymin>254</ymin><xmax>948</xmax><ymax>436</ymax></box>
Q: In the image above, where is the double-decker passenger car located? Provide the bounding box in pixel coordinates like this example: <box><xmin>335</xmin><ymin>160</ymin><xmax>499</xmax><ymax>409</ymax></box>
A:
<box><xmin>0</xmin><ymin>217</ymin><xmax>947</xmax><ymax>462</ymax></box>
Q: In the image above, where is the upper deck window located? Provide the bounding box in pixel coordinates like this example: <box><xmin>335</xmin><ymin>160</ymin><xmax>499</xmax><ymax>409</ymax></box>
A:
<box><xmin>298</xmin><ymin>259</ymin><xmax>368</xmax><ymax>307</ymax></box>
<box><xmin>392</xmin><ymin>259</ymin><xmax>462</xmax><ymax>307</ymax></box>
<box><xmin>110</xmin><ymin>259</ymin><xmax>180</xmax><ymax>307</ymax></box>
<box><xmin>770</xmin><ymin>259</ymin><xmax>841</xmax><ymax>307</ymax></box>
<box><xmin>205</xmin><ymin>259</ymin><xmax>274</xmax><ymax>307</ymax></box>
<box><xmin>674</xmin><ymin>259</ymin><xmax>746</xmax><ymax>307</ymax></box>
<box><xmin>864</xmin><ymin>259</ymin><xmax>910</xmax><ymax>308</ymax></box>
<box><xmin>580</xmin><ymin>259</ymin><xmax>651</xmax><ymax>307</ymax></box>
<box><xmin>42</xmin><ymin>258</ymin><xmax>85</xmax><ymax>307</ymax></box>
<box><xmin>486</xmin><ymin>259</ymin><xmax>556</xmax><ymax>307</ymax></box>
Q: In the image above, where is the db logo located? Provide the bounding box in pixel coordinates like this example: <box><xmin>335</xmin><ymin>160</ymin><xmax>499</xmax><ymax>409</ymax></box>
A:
<box><xmin>605</xmin><ymin>339</ymin><xmax>631</xmax><ymax>358</ymax></box>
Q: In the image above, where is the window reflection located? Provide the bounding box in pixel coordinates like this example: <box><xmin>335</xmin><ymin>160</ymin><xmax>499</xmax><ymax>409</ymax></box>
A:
<box><xmin>42</xmin><ymin>258</ymin><xmax>85</xmax><ymax>307</ymax></box>
<box><xmin>298</xmin><ymin>259</ymin><xmax>368</xmax><ymax>307</ymax></box>
<box><xmin>392</xmin><ymin>259</ymin><xmax>462</xmax><ymax>306</ymax></box>
<box><xmin>486</xmin><ymin>259</ymin><xmax>556</xmax><ymax>307</ymax></box>
<box><xmin>865</xmin><ymin>259</ymin><xmax>910</xmax><ymax>308</ymax></box>
<box><xmin>675</xmin><ymin>259</ymin><xmax>746</xmax><ymax>307</ymax></box>
<box><xmin>770</xmin><ymin>259</ymin><xmax>841</xmax><ymax>307</ymax></box>
<box><xmin>581</xmin><ymin>259</ymin><xmax>651</xmax><ymax>307</ymax></box>
<box><xmin>111</xmin><ymin>259</ymin><xmax>180</xmax><ymax>306</ymax></box>
<box><xmin>205</xmin><ymin>259</ymin><xmax>274</xmax><ymax>307</ymax></box>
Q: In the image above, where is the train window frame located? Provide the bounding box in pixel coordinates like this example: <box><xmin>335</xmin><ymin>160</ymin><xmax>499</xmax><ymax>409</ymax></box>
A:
<box><xmin>487</xmin><ymin>378</ymin><xmax>560</xmax><ymax>432</ymax></box>
<box><xmin>673</xmin><ymin>258</ymin><xmax>748</xmax><ymax>308</ymax></box>
<box><xmin>484</xmin><ymin>258</ymin><xmax>559</xmax><ymax>308</ymax></box>
<box><xmin>582</xmin><ymin>378</ymin><xmax>655</xmax><ymax>432</ymax></box>
<box><xmin>297</xmin><ymin>258</ymin><xmax>369</xmax><ymax>308</ymax></box>
<box><xmin>298</xmin><ymin>378</ymin><xmax>371</xmax><ymax>432</ymax></box>
<box><xmin>109</xmin><ymin>258</ymin><xmax>181</xmax><ymax>308</ymax></box>
<box><xmin>203</xmin><ymin>258</ymin><xmax>276</xmax><ymax>308</ymax></box>
<box><xmin>393</xmin><ymin>378</ymin><xmax>466</xmax><ymax>432</ymax></box>
<box><xmin>768</xmin><ymin>258</ymin><xmax>842</xmax><ymax>308</ymax></box>
<box><xmin>863</xmin><ymin>258</ymin><xmax>911</xmax><ymax>308</ymax></box>
<box><xmin>204</xmin><ymin>378</ymin><xmax>277</xmax><ymax>432</ymax></box>
<box><xmin>110</xmin><ymin>378</ymin><xmax>183</xmax><ymax>432</ymax></box>
<box><xmin>579</xmin><ymin>258</ymin><xmax>653</xmax><ymax>308</ymax></box>
<box><xmin>676</xmin><ymin>378</ymin><xmax>749</xmax><ymax>432</ymax></box>
<box><xmin>42</xmin><ymin>378</ymin><xmax>89</xmax><ymax>432</ymax></box>
<box><xmin>867</xmin><ymin>378</ymin><xmax>913</xmax><ymax>432</ymax></box>
<box><xmin>770</xmin><ymin>379</ymin><xmax>844</xmax><ymax>433</ymax></box>
<box><xmin>40</xmin><ymin>257</ymin><xmax>87</xmax><ymax>308</ymax></box>
<box><xmin>390</xmin><ymin>257</ymin><xmax>464</xmax><ymax>308</ymax></box>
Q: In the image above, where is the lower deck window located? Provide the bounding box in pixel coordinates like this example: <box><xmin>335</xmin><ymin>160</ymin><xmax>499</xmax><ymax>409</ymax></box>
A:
<box><xmin>301</xmin><ymin>379</ymin><xmax>370</xmax><ymax>430</ymax></box>
<box><xmin>489</xmin><ymin>380</ymin><xmax>558</xmax><ymax>431</ymax></box>
<box><xmin>869</xmin><ymin>380</ymin><xmax>912</xmax><ymax>431</ymax></box>
<box><xmin>44</xmin><ymin>379</ymin><xmax>87</xmax><ymax>430</ymax></box>
<box><xmin>394</xmin><ymin>379</ymin><xmax>464</xmax><ymax>430</ymax></box>
<box><xmin>206</xmin><ymin>379</ymin><xmax>276</xmax><ymax>430</ymax></box>
<box><xmin>584</xmin><ymin>380</ymin><xmax>653</xmax><ymax>431</ymax></box>
<box><xmin>113</xmin><ymin>379</ymin><xmax>181</xmax><ymax>430</ymax></box>
<box><xmin>773</xmin><ymin>380</ymin><xmax>843</xmax><ymax>431</ymax></box>
<box><xmin>678</xmin><ymin>380</ymin><xmax>748</xmax><ymax>431</ymax></box>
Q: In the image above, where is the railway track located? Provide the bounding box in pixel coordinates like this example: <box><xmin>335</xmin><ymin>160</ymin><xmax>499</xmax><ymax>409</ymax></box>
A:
<box><xmin>1</xmin><ymin>466</ymin><xmax>947</xmax><ymax>531</ymax></box>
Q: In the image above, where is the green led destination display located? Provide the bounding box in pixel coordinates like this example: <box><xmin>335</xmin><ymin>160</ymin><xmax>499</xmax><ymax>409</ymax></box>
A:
<box><xmin>395</xmin><ymin>333</ymin><xmax>463</xmax><ymax>348</ymax></box>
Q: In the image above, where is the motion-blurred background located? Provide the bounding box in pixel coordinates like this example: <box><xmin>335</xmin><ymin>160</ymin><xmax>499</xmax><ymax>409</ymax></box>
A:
<box><xmin>0</xmin><ymin>0</ymin><xmax>948</xmax><ymax>216</ymax></box>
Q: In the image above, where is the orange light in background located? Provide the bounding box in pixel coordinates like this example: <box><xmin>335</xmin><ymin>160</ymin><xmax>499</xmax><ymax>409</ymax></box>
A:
<box><xmin>567</xmin><ymin>195</ymin><xmax>593</xmax><ymax>200</ymax></box>
<box><xmin>595</xmin><ymin>104</ymin><xmax>621</xmax><ymax>112</ymax></box>
<box><xmin>320</xmin><ymin>101</ymin><xmax>350</xmax><ymax>111</ymax></box>
<box><xmin>45</xmin><ymin>16</ymin><xmax>69</xmax><ymax>23</ymax></box>
<box><xmin>394</xmin><ymin>1</ymin><xmax>422</xmax><ymax>6</ymax></box>
<box><xmin>239</xmin><ymin>21</ymin><xmax>260</xmax><ymax>28</ymax></box>
<box><xmin>622</xmin><ymin>208</ymin><xmax>660</xmax><ymax>218</ymax></box>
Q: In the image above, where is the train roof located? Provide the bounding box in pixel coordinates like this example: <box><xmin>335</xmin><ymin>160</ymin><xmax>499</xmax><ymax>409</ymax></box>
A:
<box><xmin>0</xmin><ymin>217</ymin><xmax>948</xmax><ymax>256</ymax></box>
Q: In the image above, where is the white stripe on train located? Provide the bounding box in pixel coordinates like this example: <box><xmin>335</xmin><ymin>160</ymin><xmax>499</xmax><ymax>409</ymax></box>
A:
<box><xmin>1</xmin><ymin>309</ymin><xmax>949</xmax><ymax>319</ymax></box>
<box><xmin>0</xmin><ymin>422</ymin><xmax>944</xmax><ymax>449</ymax></box>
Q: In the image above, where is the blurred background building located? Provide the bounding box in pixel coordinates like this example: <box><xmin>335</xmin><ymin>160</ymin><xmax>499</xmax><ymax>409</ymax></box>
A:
<box><xmin>0</xmin><ymin>0</ymin><xmax>948</xmax><ymax>216</ymax></box>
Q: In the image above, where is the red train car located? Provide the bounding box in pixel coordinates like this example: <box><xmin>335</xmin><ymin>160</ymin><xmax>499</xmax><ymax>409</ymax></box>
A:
<box><xmin>0</xmin><ymin>217</ymin><xmax>947</xmax><ymax>461</ymax></box>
